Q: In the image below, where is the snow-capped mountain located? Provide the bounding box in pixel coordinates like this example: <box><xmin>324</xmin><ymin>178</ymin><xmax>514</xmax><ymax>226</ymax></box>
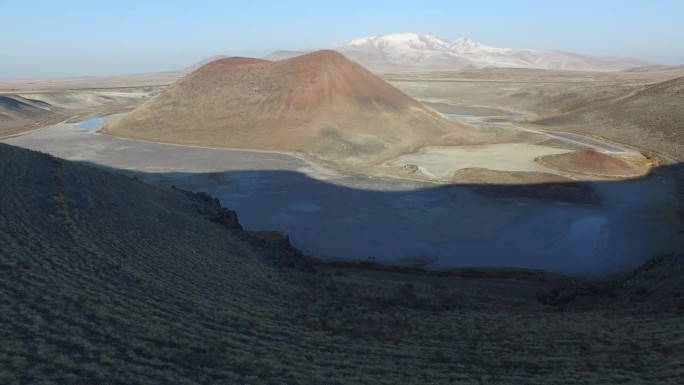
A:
<box><xmin>331</xmin><ymin>33</ymin><xmax>473</xmax><ymax>70</ymax></box>
<box><xmin>265</xmin><ymin>33</ymin><xmax>651</xmax><ymax>72</ymax></box>
<box><xmin>450</xmin><ymin>37</ymin><xmax>488</xmax><ymax>54</ymax></box>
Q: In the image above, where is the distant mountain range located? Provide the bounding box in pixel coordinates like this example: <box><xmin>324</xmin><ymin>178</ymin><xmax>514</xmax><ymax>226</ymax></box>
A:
<box><xmin>265</xmin><ymin>33</ymin><xmax>652</xmax><ymax>72</ymax></box>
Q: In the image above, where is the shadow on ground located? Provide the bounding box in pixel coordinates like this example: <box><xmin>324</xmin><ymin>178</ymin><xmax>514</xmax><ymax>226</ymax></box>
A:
<box><xmin>78</xmin><ymin>159</ymin><xmax>684</xmax><ymax>277</ymax></box>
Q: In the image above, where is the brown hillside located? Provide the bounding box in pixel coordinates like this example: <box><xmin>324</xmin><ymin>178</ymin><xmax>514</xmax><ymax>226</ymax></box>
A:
<box><xmin>103</xmin><ymin>50</ymin><xmax>472</xmax><ymax>164</ymax></box>
<box><xmin>537</xmin><ymin>149</ymin><xmax>649</xmax><ymax>178</ymax></box>
<box><xmin>537</xmin><ymin>76</ymin><xmax>684</xmax><ymax>160</ymax></box>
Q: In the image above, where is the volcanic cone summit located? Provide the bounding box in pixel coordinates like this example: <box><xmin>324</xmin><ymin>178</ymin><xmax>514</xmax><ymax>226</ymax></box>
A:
<box><xmin>104</xmin><ymin>50</ymin><xmax>469</xmax><ymax>164</ymax></box>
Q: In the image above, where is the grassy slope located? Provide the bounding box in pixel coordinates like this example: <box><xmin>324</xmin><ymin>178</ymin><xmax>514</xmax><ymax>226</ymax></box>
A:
<box><xmin>1</xmin><ymin>142</ymin><xmax>683</xmax><ymax>384</ymax></box>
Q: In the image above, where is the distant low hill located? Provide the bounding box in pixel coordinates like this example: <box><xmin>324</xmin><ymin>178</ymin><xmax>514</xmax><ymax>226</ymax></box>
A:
<box><xmin>536</xmin><ymin>76</ymin><xmax>684</xmax><ymax>160</ymax></box>
<box><xmin>622</xmin><ymin>64</ymin><xmax>684</xmax><ymax>72</ymax></box>
<box><xmin>0</xmin><ymin>95</ymin><xmax>59</xmax><ymax>132</ymax></box>
<box><xmin>104</xmin><ymin>50</ymin><xmax>473</xmax><ymax>165</ymax></box>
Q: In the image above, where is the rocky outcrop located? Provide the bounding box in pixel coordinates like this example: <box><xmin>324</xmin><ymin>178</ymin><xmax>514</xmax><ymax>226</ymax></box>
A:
<box><xmin>188</xmin><ymin>191</ymin><xmax>243</xmax><ymax>231</ymax></box>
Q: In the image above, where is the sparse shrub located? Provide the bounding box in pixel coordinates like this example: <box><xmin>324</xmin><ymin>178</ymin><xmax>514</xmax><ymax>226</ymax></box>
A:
<box><xmin>431</xmin><ymin>348</ymin><xmax>450</xmax><ymax>363</ymax></box>
<box><xmin>15</xmin><ymin>259</ymin><xmax>32</xmax><ymax>270</ymax></box>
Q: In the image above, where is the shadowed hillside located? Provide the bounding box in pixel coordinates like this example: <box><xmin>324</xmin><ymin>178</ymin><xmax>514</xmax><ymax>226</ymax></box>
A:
<box><xmin>103</xmin><ymin>51</ymin><xmax>480</xmax><ymax>165</ymax></box>
<box><xmin>1</xmin><ymin>142</ymin><xmax>683</xmax><ymax>384</ymax></box>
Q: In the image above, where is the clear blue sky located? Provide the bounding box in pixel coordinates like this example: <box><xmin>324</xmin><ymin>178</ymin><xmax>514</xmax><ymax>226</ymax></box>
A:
<box><xmin>3</xmin><ymin>0</ymin><xmax>683</xmax><ymax>77</ymax></box>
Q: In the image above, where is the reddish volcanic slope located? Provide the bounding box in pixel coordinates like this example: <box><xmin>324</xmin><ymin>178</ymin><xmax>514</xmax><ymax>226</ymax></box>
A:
<box><xmin>103</xmin><ymin>50</ymin><xmax>472</xmax><ymax>164</ymax></box>
<box><xmin>538</xmin><ymin>149</ymin><xmax>649</xmax><ymax>178</ymax></box>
